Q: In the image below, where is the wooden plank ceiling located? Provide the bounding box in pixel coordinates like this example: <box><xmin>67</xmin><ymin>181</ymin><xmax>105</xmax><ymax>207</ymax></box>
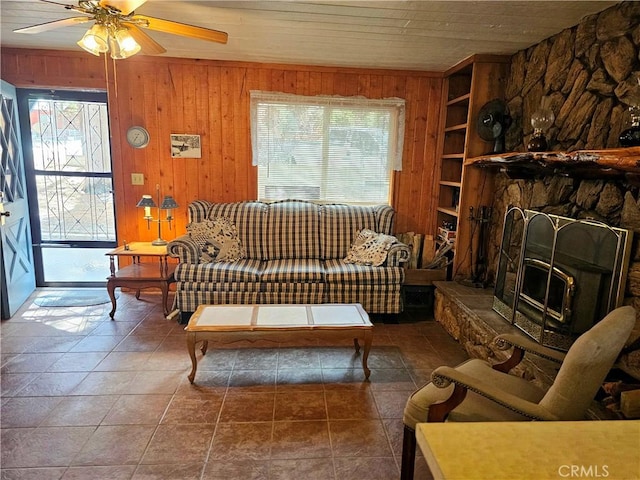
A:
<box><xmin>0</xmin><ymin>0</ymin><xmax>617</xmax><ymax>71</ymax></box>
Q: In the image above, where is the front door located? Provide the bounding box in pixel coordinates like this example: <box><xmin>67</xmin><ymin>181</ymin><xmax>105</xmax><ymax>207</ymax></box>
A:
<box><xmin>0</xmin><ymin>80</ymin><xmax>36</xmax><ymax>319</ymax></box>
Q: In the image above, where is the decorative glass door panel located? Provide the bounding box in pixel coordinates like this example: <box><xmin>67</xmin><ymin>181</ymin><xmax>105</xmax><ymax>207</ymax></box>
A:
<box><xmin>19</xmin><ymin>89</ymin><xmax>115</xmax><ymax>286</ymax></box>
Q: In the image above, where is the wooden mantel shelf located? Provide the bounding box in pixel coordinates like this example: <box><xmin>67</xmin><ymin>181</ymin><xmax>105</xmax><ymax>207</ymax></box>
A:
<box><xmin>465</xmin><ymin>147</ymin><xmax>640</xmax><ymax>180</ymax></box>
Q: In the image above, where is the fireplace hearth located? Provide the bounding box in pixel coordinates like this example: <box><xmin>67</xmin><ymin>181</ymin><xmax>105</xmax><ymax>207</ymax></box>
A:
<box><xmin>493</xmin><ymin>208</ymin><xmax>633</xmax><ymax>350</ymax></box>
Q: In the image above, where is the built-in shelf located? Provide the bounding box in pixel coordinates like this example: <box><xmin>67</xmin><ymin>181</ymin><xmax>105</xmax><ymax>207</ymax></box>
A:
<box><xmin>435</xmin><ymin>54</ymin><xmax>510</xmax><ymax>281</ymax></box>
<box><xmin>447</xmin><ymin>93</ymin><xmax>471</xmax><ymax>106</ymax></box>
<box><xmin>437</xmin><ymin>207</ymin><xmax>459</xmax><ymax>217</ymax></box>
<box><xmin>440</xmin><ymin>180</ymin><xmax>462</xmax><ymax>188</ymax></box>
<box><xmin>444</xmin><ymin>124</ymin><xmax>468</xmax><ymax>133</ymax></box>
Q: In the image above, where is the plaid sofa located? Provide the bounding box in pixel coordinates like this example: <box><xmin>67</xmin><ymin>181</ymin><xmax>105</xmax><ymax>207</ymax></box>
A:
<box><xmin>167</xmin><ymin>199</ymin><xmax>411</xmax><ymax>317</ymax></box>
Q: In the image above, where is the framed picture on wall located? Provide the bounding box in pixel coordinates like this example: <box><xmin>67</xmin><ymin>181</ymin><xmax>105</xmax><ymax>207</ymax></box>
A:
<box><xmin>170</xmin><ymin>134</ymin><xmax>201</xmax><ymax>158</ymax></box>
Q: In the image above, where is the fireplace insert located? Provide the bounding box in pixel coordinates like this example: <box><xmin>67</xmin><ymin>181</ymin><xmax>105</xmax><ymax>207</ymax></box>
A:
<box><xmin>493</xmin><ymin>208</ymin><xmax>632</xmax><ymax>350</ymax></box>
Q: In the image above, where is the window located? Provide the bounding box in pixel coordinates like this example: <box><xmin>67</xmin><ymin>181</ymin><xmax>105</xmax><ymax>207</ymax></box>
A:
<box><xmin>250</xmin><ymin>91</ymin><xmax>405</xmax><ymax>204</ymax></box>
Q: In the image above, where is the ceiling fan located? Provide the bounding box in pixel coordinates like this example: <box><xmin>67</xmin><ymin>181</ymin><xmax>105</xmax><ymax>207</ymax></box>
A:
<box><xmin>14</xmin><ymin>0</ymin><xmax>228</xmax><ymax>59</ymax></box>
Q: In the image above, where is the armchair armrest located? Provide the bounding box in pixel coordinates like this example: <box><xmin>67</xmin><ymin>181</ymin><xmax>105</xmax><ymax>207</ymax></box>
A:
<box><xmin>167</xmin><ymin>234</ymin><xmax>201</xmax><ymax>264</ymax></box>
<box><xmin>495</xmin><ymin>333</ymin><xmax>566</xmax><ymax>364</ymax></box>
<box><xmin>431</xmin><ymin>365</ymin><xmax>559</xmax><ymax>421</ymax></box>
<box><xmin>491</xmin><ymin>333</ymin><xmax>566</xmax><ymax>374</ymax></box>
<box><xmin>387</xmin><ymin>241</ymin><xmax>411</xmax><ymax>267</ymax></box>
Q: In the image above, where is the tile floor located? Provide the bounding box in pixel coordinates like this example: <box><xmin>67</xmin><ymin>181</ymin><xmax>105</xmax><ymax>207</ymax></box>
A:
<box><xmin>1</xmin><ymin>290</ymin><xmax>468</xmax><ymax>480</ymax></box>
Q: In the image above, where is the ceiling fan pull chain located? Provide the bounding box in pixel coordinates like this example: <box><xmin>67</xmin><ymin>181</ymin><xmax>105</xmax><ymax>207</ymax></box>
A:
<box><xmin>112</xmin><ymin>54</ymin><xmax>118</xmax><ymax>98</ymax></box>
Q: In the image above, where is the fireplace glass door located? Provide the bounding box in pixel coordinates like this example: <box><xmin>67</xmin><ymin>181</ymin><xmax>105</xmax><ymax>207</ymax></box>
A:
<box><xmin>493</xmin><ymin>208</ymin><xmax>633</xmax><ymax>350</ymax></box>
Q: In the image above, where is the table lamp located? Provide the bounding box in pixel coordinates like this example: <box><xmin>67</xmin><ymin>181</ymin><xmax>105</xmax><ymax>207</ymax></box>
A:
<box><xmin>136</xmin><ymin>184</ymin><xmax>178</xmax><ymax>246</ymax></box>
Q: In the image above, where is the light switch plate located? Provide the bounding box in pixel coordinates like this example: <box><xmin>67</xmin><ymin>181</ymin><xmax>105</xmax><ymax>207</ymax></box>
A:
<box><xmin>131</xmin><ymin>173</ymin><xmax>144</xmax><ymax>185</ymax></box>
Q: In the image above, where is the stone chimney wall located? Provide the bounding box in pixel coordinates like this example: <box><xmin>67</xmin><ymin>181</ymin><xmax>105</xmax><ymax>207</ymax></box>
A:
<box><xmin>486</xmin><ymin>1</ymin><xmax>640</xmax><ymax>311</ymax></box>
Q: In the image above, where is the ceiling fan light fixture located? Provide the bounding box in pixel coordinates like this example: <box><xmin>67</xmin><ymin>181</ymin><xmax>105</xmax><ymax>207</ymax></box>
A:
<box><xmin>77</xmin><ymin>22</ymin><xmax>109</xmax><ymax>55</ymax></box>
<box><xmin>109</xmin><ymin>26</ymin><xmax>141</xmax><ymax>59</ymax></box>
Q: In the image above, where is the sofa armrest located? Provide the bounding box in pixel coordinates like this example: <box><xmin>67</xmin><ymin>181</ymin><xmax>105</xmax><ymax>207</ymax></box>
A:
<box><xmin>387</xmin><ymin>242</ymin><xmax>411</xmax><ymax>267</ymax></box>
<box><xmin>167</xmin><ymin>235</ymin><xmax>201</xmax><ymax>264</ymax></box>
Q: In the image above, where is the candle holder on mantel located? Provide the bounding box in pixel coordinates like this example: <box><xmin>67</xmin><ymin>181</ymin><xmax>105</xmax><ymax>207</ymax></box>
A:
<box><xmin>619</xmin><ymin>105</ymin><xmax>640</xmax><ymax>147</ymax></box>
<box><xmin>527</xmin><ymin>98</ymin><xmax>555</xmax><ymax>152</ymax></box>
<box><xmin>136</xmin><ymin>184</ymin><xmax>178</xmax><ymax>246</ymax></box>
<box><xmin>619</xmin><ymin>74</ymin><xmax>640</xmax><ymax>147</ymax></box>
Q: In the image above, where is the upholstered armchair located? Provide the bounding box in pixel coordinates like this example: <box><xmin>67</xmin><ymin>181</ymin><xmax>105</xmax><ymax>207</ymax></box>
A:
<box><xmin>400</xmin><ymin>305</ymin><xmax>637</xmax><ymax>480</ymax></box>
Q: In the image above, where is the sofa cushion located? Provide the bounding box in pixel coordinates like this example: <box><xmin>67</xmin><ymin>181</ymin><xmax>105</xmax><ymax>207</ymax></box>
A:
<box><xmin>324</xmin><ymin>258</ymin><xmax>404</xmax><ymax>284</ymax></box>
<box><xmin>175</xmin><ymin>259</ymin><xmax>263</xmax><ymax>283</ymax></box>
<box><xmin>260</xmin><ymin>259</ymin><xmax>325</xmax><ymax>283</ymax></box>
<box><xmin>325</xmin><ymin>283</ymin><xmax>402</xmax><ymax>314</ymax></box>
<box><xmin>263</xmin><ymin>200</ymin><xmax>321</xmax><ymax>260</ymax></box>
<box><xmin>175</xmin><ymin>282</ymin><xmax>261</xmax><ymax>313</ymax></box>
<box><xmin>344</xmin><ymin>228</ymin><xmax>397</xmax><ymax>266</ymax></box>
<box><xmin>207</xmin><ymin>201</ymin><xmax>268</xmax><ymax>259</ymax></box>
<box><xmin>262</xmin><ymin>283</ymin><xmax>325</xmax><ymax>305</ymax></box>
<box><xmin>319</xmin><ymin>204</ymin><xmax>378</xmax><ymax>260</ymax></box>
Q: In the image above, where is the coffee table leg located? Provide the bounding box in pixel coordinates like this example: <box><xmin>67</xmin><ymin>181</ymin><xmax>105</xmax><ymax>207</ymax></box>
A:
<box><xmin>201</xmin><ymin>340</ymin><xmax>208</xmax><ymax>355</ymax></box>
<box><xmin>353</xmin><ymin>338</ymin><xmax>361</xmax><ymax>354</ymax></box>
<box><xmin>362</xmin><ymin>331</ymin><xmax>372</xmax><ymax>379</ymax></box>
<box><xmin>187</xmin><ymin>333</ymin><xmax>198</xmax><ymax>383</ymax></box>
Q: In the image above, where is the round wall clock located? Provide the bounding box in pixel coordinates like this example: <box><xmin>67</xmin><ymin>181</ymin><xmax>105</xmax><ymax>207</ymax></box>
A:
<box><xmin>126</xmin><ymin>126</ymin><xmax>150</xmax><ymax>149</ymax></box>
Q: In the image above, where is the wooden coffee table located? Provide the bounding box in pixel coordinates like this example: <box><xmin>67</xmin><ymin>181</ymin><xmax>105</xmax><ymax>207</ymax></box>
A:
<box><xmin>184</xmin><ymin>303</ymin><xmax>373</xmax><ymax>383</ymax></box>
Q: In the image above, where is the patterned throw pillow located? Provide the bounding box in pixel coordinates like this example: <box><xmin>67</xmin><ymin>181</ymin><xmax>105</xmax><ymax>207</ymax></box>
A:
<box><xmin>186</xmin><ymin>217</ymin><xmax>246</xmax><ymax>263</ymax></box>
<box><xmin>343</xmin><ymin>228</ymin><xmax>397</xmax><ymax>266</ymax></box>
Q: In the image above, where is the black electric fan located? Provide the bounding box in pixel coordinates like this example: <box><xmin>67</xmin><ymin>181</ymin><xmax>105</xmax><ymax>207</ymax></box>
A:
<box><xmin>477</xmin><ymin>99</ymin><xmax>512</xmax><ymax>154</ymax></box>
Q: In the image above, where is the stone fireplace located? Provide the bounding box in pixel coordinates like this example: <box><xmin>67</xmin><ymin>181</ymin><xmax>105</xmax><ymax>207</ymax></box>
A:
<box><xmin>433</xmin><ymin>2</ymin><xmax>640</xmax><ymax>415</ymax></box>
<box><xmin>493</xmin><ymin>207</ymin><xmax>633</xmax><ymax>350</ymax></box>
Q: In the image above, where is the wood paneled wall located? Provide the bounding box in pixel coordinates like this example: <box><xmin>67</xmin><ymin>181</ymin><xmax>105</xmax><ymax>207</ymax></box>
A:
<box><xmin>1</xmin><ymin>48</ymin><xmax>443</xmax><ymax>245</ymax></box>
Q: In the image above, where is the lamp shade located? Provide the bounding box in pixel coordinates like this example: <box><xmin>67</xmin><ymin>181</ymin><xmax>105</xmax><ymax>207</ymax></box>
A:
<box><xmin>109</xmin><ymin>26</ymin><xmax>141</xmax><ymax>59</ymax></box>
<box><xmin>160</xmin><ymin>196</ymin><xmax>178</xmax><ymax>209</ymax></box>
<box><xmin>136</xmin><ymin>194</ymin><xmax>156</xmax><ymax>208</ymax></box>
<box><xmin>77</xmin><ymin>23</ymin><xmax>109</xmax><ymax>56</ymax></box>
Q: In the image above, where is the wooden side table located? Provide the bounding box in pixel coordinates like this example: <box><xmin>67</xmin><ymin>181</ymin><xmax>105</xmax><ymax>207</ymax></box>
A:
<box><xmin>106</xmin><ymin>242</ymin><xmax>176</xmax><ymax>319</ymax></box>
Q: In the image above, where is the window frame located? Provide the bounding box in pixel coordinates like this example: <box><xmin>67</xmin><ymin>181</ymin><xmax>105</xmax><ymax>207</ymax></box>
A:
<box><xmin>250</xmin><ymin>91</ymin><xmax>405</xmax><ymax>205</ymax></box>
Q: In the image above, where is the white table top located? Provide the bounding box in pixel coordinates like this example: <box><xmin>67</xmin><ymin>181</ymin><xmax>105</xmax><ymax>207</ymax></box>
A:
<box><xmin>416</xmin><ymin>421</ymin><xmax>640</xmax><ymax>480</ymax></box>
<box><xmin>186</xmin><ymin>303</ymin><xmax>372</xmax><ymax>331</ymax></box>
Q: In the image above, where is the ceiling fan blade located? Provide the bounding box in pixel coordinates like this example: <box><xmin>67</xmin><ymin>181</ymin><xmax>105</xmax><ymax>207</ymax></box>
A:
<box><xmin>39</xmin><ymin>0</ymin><xmax>92</xmax><ymax>14</ymax></box>
<box><xmin>125</xmin><ymin>24</ymin><xmax>167</xmax><ymax>55</ymax></box>
<box><xmin>132</xmin><ymin>15</ymin><xmax>228</xmax><ymax>44</ymax></box>
<box><xmin>99</xmin><ymin>0</ymin><xmax>147</xmax><ymax>15</ymax></box>
<box><xmin>14</xmin><ymin>16</ymin><xmax>91</xmax><ymax>34</ymax></box>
